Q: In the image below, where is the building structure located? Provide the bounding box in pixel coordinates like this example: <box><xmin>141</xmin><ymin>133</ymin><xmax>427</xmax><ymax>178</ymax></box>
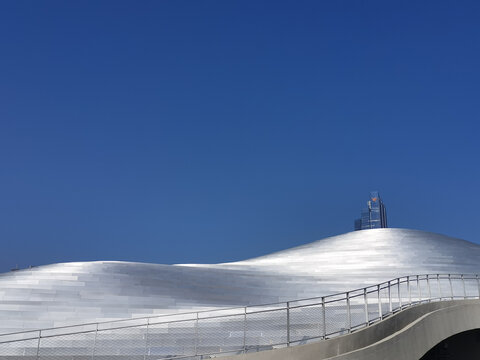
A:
<box><xmin>0</xmin><ymin>228</ymin><xmax>477</xmax><ymax>335</ymax></box>
<box><xmin>354</xmin><ymin>191</ymin><xmax>387</xmax><ymax>230</ymax></box>
<box><xmin>0</xmin><ymin>228</ymin><xmax>479</xmax><ymax>358</ymax></box>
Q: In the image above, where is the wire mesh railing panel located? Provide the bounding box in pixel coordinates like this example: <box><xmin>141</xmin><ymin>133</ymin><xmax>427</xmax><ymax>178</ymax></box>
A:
<box><xmin>289</xmin><ymin>303</ymin><xmax>323</xmax><ymax>342</ymax></box>
<box><xmin>245</xmin><ymin>309</ymin><xmax>287</xmax><ymax>348</ymax></box>
<box><xmin>197</xmin><ymin>314</ymin><xmax>244</xmax><ymax>355</ymax></box>
<box><xmin>38</xmin><ymin>331</ymin><xmax>96</xmax><ymax>359</ymax></box>
<box><xmin>418</xmin><ymin>277</ymin><xmax>429</xmax><ymax>301</ymax></box>
<box><xmin>349</xmin><ymin>300</ymin><xmax>366</xmax><ymax>330</ymax></box>
<box><xmin>410</xmin><ymin>277</ymin><xmax>423</xmax><ymax>303</ymax></box>
<box><xmin>437</xmin><ymin>277</ymin><xmax>450</xmax><ymax>300</ymax></box>
<box><xmin>147</xmin><ymin>320</ymin><xmax>196</xmax><ymax>358</ymax></box>
<box><xmin>450</xmin><ymin>277</ymin><xmax>463</xmax><ymax>299</ymax></box>
<box><xmin>0</xmin><ymin>338</ymin><xmax>38</xmax><ymax>358</ymax></box>
<box><xmin>464</xmin><ymin>278</ymin><xmax>479</xmax><ymax>298</ymax></box>
<box><xmin>366</xmin><ymin>288</ymin><xmax>379</xmax><ymax>322</ymax></box>
<box><xmin>407</xmin><ymin>278</ymin><xmax>419</xmax><ymax>304</ymax></box>
<box><xmin>346</xmin><ymin>290</ymin><xmax>366</xmax><ymax>329</ymax></box>
<box><xmin>324</xmin><ymin>297</ymin><xmax>348</xmax><ymax>337</ymax></box>
<box><xmin>398</xmin><ymin>279</ymin><xmax>408</xmax><ymax>307</ymax></box>
<box><xmin>390</xmin><ymin>282</ymin><xmax>400</xmax><ymax>311</ymax></box>
<box><xmin>379</xmin><ymin>285</ymin><xmax>390</xmax><ymax>316</ymax></box>
<box><xmin>426</xmin><ymin>276</ymin><xmax>439</xmax><ymax>299</ymax></box>
<box><xmin>93</xmin><ymin>326</ymin><xmax>146</xmax><ymax>358</ymax></box>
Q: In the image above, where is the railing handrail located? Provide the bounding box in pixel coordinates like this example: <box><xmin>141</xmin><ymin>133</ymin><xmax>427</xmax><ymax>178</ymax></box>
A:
<box><xmin>0</xmin><ymin>273</ymin><xmax>478</xmax><ymax>341</ymax></box>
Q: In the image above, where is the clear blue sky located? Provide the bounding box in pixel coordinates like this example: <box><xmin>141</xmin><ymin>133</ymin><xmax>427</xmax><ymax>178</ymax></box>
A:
<box><xmin>1</xmin><ymin>1</ymin><xmax>479</xmax><ymax>272</ymax></box>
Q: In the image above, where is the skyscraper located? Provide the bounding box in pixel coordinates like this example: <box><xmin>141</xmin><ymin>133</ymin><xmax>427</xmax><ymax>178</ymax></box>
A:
<box><xmin>354</xmin><ymin>191</ymin><xmax>387</xmax><ymax>230</ymax></box>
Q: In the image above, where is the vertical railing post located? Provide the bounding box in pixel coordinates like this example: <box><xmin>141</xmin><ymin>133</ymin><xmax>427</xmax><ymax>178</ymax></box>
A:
<box><xmin>388</xmin><ymin>281</ymin><xmax>392</xmax><ymax>313</ymax></box>
<box><xmin>143</xmin><ymin>319</ymin><xmax>149</xmax><ymax>360</ymax></box>
<box><xmin>448</xmin><ymin>274</ymin><xmax>454</xmax><ymax>300</ymax></box>
<box><xmin>36</xmin><ymin>330</ymin><xmax>41</xmax><ymax>360</ymax></box>
<box><xmin>462</xmin><ymin>274</ymin><xmax>467</xmax><ymax>299</ymax></box>
<box><xmin>93</xmin><ymin>323</ymin><xmax>98</xmax><ymax>360</ymax></box>
<box><xmin>377</xmin><ymin>285</ymin><xmax>382</xmax><ymax>320</ymax></box>
<box><xmin>286</xmin><ymin>302</ymin><xmax>290</xmax><ymax>346</ymax></box>
<box><xmin>477</xmin><ymin>274</ymin><xmax>480</xmax><ymax>299</ymax></box>
<box><xmin>243</xmin><ymin>307</ymin><xmax>247</xmax><ymax>353</ymax></box>
<box><xmin>407</xmin><ymin>276</ymin><xmax>412</xmax><ymax>306</ymax></box>
<box><xmin>417</xmin><ymin>275</ymin><xmax>422</xmax><ymax>303</ymax></box>
<box><xmin>437</xmin><ymin>274</ymin><xmax>442</xmax><ymax>300</ymax></box>
<box><xmin>194</xmin><ymin>314</ymin><xmax>198</xmax><ymax>356</ymax></box>
<box><xmin>363</xmin><ymin>288</ymin><xmax>369</xmax><ymax>326</ymax></box>
<box><xmin>427</xmin><ymin>274</ymin><xmax>432</xmax><ymax>302</ymax></box>
<box><xmin>397</xmin><ymin>278</ymin><xmax>402</xmax><ymax>309</ymax></box>
<box><xmin>321</xmin><ymin>297</ymin><xmax>326</xmax><ymax>339</ymax></box>
<box><xmin>346</xmin><ymin>292</ymin><xmax>351</xmax><ymax>333</ymax></box>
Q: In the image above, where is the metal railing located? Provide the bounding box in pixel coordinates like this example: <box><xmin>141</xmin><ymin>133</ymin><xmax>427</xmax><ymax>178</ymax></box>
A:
<box><xmin>0</xmin><ymin>273</ymin><xmax>479</xmax><ymax>359</ymax></box>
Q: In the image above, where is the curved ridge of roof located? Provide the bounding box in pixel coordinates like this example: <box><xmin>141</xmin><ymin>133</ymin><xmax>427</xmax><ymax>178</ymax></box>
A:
<box><xmin>0</xmin><ymin>228</ymin><xmax>478</xmax><ymax>334</ymax></box>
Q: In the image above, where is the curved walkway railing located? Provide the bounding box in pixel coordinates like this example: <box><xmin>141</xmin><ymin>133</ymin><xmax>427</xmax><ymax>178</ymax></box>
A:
<box><xmin>0</xmin><ymin>274</ymin><xmax>479</xmax><ymax>359</ymax></box>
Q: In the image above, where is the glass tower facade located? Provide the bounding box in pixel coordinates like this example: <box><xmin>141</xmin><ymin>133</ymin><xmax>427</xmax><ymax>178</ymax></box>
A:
<box><xmin>354</xmin><ymin>191</ymin><xmax>387</xmax><ymax>230</ymax></box>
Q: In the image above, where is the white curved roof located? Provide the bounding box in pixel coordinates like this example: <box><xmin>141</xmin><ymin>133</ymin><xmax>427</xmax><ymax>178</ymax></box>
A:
<box><xmin>0</xmin><ymin>228</ymin><xmax>479</xmax><ymax>333</ymax></box>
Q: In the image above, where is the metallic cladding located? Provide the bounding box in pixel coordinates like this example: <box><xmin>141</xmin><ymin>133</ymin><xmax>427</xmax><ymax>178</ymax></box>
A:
<box><xmin>0</xmin><ymin>228</ymin><xmax>479</xmax><ymax>334</ymax></box>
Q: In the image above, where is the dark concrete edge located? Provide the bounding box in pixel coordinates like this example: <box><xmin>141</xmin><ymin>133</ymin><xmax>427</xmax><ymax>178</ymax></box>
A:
<box><xmin>328</xmin><ymin>301</ymin><xmax>480</xmax><ymax>360</ymax></box>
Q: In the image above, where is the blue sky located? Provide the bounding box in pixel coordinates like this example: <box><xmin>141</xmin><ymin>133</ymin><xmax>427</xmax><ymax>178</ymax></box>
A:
<box><xmin>1</xmin><ymin>1</ymin><xmax>479</xmax><ymax>272</ymax></box>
